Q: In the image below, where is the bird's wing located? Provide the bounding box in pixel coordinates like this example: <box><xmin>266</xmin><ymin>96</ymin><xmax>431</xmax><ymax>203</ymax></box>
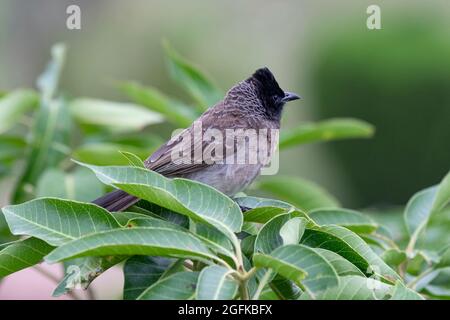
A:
<box><xmin>144</xmin><ymin>103</ymin><xmax>251</xmax><ymax>177</ymax></box>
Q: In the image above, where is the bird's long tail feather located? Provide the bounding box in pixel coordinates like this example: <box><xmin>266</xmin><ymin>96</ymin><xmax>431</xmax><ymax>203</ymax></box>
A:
<box><xmin>92</xmin><ymin>189</ymin><xmax>139</xmax><ymax>212</ymax></box>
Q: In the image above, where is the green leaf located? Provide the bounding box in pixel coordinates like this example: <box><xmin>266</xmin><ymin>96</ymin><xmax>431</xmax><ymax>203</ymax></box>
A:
<box><xmin>120</xmin><ymin>81</ymin><xmax>198</xmax><ymax>127</ymax></box>
<box><xmin>36</xmin><ymin>168</ymin><xmax>104</xmax><ymax>202</ymax></box>
<box><xmin>73</xmin><ymin>143</ymin><xmax>155</xmax><ymax>166</ymax></box>
<box><xmin>119</xmin><ymin>151</ymin><xmax>146</xmax><ymax>168</ymax></box>
<box><xmin>309</xmin><ymin>208</ymin><xmax>378</xmax><ymax>234</ymax></box>
<box><xmin>44</xmin><ymin>227</ymin><xmax>216</xmax><ymax>263</ymax></box>
<box><xmin>382</xmin><ymin>249</ymin><xmax>407</xmax><ymax>268</ymax></box>
<box><xmin>390</xmin><ymin>281</ymin><xmax>424</xmax><ymax>300</ymax></box>
<box><xmin>243</xmin><ymin>207</ymin><xmax>289</xmax><ymax>224</ymax></box>
<box><xmin>13</xmin><ymin>44</ymin><xmax>70</xmax><ymax>203</ymax></box>
<box><xmin>253</xmin><ymin>244</ymin><xmax>339</xmax><ymax>296</ymax></box>
<box><xmin>70</xmin><ymin>98</ymin><xmax>163</xmax><ymax>132</ymax></box>
<box><xmin>77</xmin><ymin>162</ymin><xmax>243</xmax><ymax>244</ymax></box>
<box><xmin>0</xmin><ymin>89</ymin><xmax>38</xmax><ymax>134</ymax></box>
<box><xmin>405</xmin><ymin>171</ymin><xmax>450</xmax><ymax>253</ymax></box>
<box><xmin>0</xmin><ymin>238</ymin><xmax>53</xmax><ymax>278</ymax></box>
<box><xmin>279</xmin><ymin>217</ymin><xmax>307</xmax><ymax>246</ymax></box>
<box><xmin>241</xmin><ymin>235</ymin><xmax>256</xmax><ymax>257</ymax></box>
<box><xmin>2</xmin><ymin>198</ymin><xmax>120</xmax><ymax>246</ymax></box>
<box><xmin>301</xmin><ymin>225</ymin><xmax>400</xmax><ymax>282</ymax></box>
<box><xmin>436</xmin><ymin>246</ymin><xmax>450</xmax><ymax>269</ymax></box>
<box><xmin>195</xmin><ymin>223</ymin><xmax>235</xmax><ymax>259</ymax></box>
<box><xmin>279</xmin><ymin>118</ymin><xmax>374</xmax><ymax>150</ymax></box>
<box><xmin>256</xmin><ymin>176</ymin><xmax>340</xmax><ymax>212</ymax></box>
<box><xmin>299</xmin><ymin>276</ymin><xmax>391</xmax><ymax>300</ymax></box>
<box><xmin>137</xmin><ymin>271</ymin><xmax>199</xmax><ymax>300</ymax></box>
<box><xmin>123</xmin><ymin>256</ymin><xmax>176</xmax><ymax>300</ymax></box>
<box><xmin>254</xmin><ymin>214</ymin><xmax>290</xmax><ymax>254</ymax></box>
<box><xmin>163</xmin><ymin>41</ymin><xmax>222</xmax><ymax>110</ymax></box>
<box><xmin>269</xmin><ymin>275</ymin><xmax>302</xmax><ymax>300</ymax></box>
<box><xmin>118</xmin><ymin>214</ymin><xmax>186</xmax><ymax>231</ymax></box>
<box><xmin>235</xmin><ymin>196</ymin><xmax>300</xmax><ymax>224</ymax></box>
<box><xmin>196</xmin><ymin>265</ymin><xmax>238</xmax><ymax>300</ymax></box>
<box><xmin>405</xmin><ymin>187</ymin><xmax>437</xmax><ymax>244</ymax></box>
<box><xmin>234</xmin><ymin>196</ymin><xmax>292</xmax><ymax>210</ymax></box>
<box><xmin>432</xmin><ymin>171</ymin><xmax>450</xmax><ymax>213</ymax></box>
<box><xmin>313</xmin><ymin>248</ymin><xmax>365</xmax><ymax>277</ymax></box>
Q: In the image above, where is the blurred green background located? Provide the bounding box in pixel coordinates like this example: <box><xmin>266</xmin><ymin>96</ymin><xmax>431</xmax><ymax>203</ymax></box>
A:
<box><xmin>0</xmin><ymin>0</ymin><xmax>449</xmax><ymax>299</ymax></box>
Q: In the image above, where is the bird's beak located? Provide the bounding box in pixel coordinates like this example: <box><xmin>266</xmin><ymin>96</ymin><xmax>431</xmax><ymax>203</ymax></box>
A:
<box><xmin>282</xmin><ymin>91</ymin><xmax>301</xmax><ymax>102</ymax></box>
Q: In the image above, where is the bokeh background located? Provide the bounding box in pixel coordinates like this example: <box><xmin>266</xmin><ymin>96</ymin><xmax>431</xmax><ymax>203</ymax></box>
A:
<box><xmin>0</xmin><ymin>0</ymin><xmax>449</xmax><ymax>299</ymax></box>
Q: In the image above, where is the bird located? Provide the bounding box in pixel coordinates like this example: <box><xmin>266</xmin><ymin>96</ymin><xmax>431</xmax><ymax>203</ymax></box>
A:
<box><xmin>93</xmin><ymin>67</ymin><xmax>300</xmax><ymax>212</ymax></box>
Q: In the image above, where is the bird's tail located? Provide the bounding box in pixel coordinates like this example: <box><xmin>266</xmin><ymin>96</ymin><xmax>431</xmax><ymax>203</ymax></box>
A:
<box><xmin>92</xmin><ymin>189</ymin><xmax>139</xmax><ymax>212</ymax></box>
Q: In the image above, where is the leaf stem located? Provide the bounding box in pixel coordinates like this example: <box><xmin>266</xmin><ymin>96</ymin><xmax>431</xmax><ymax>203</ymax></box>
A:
<box><xmin>252</xmin><ymin>269</ymin><xmax>272</xmax><ymax>300</ymax></box>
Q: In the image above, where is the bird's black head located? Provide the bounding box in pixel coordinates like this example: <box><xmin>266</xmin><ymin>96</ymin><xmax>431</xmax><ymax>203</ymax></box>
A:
<box><xmin>250</xmin><ymin>67</ymin><xmax>300</xmax><ymax>120</ymax></box>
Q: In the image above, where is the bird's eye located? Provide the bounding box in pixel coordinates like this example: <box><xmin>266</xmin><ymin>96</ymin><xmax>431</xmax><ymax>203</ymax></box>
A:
<box><xmin>272</xmin><ymin>95</ymin><xmax>278</xmax><ymax>102</ymax></box>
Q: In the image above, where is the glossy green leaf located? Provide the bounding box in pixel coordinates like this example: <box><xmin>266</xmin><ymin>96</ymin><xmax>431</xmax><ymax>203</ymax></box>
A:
<box><xmin>309</xmin><ymin>208</ymin><xmax>378</xmax><ymax>234</ymax></box>
<box><xmin>279</xmin><ymin>118</ymin><xmax>374</xmax><ymax>150</ymax></box>
<box><xmin>119</xmin><ymin>151</ymin><xmax>146</xmax><ymax>168</ymax></box>
<box><xmin>234</xmin><ymin>196</ymin><xmax>292</xmax><ymax>210</ymax></box>
<box><xmin>45</xmin><ymin>227</ymin><xmax>216</xmax><ymax>263</ymax></box>
<box><xmin>436</xmin><ymin>246</ymin><xmax>450</xmax><ymax>269</ymax></box>
<box><xmin>70</xmin><ymin>98</ymin><xmax>163</xmax><ymax>132</ymax></box>
<box><xmin>0</xmin><ymin>89</ymin><xmax>38</xmax><ymax>134</ymax></box>
<box><xmin>77</xmin><ymin>162</ymin><xmax>243</xmax><ymax>243</ymax></box>
<box><xmin>123</xmin><ymin>256</ymin><xmax>176</xmax><ymax>300</ymax></box>
<box><xmin>254</xmin><ymin>214</ymin><xmax>290</xmax><ymax>254</ymax></box>
<box><xmin>279</xmin><ymin>217</ymin><xmax>307</xmax><ymax>246</ymax></box>
<box><xmin>120</xmin><ymin>214</ymin><xmax>186</xmax><ymax>231</ymax></box>
<box><xmin>163</xmin><ymin>41</ymin><xmax>222</xmax><ymax>110</ymax></box>
<box><xmin>269</xmin><ymin>275</ymin><xmax>302</xmax><ymax>300</ymax></box>
<box><xmin>241</xmin><ymin>235</ymin><xmax>256</xmax><ymax>257</ymax></box>
<box><xmin>313</xmin><ymin>248</ymin><xmax>364</xmax><ymax>277</ymax></box>
<box><xmin>405</xmin><ymin>171</ymin><xmax>450</xmax><ymax>253</ymax></box>
<box><xmin>432</xmin><ymin>171</ymin><xmax>450</xmax><ymax>213</ymax></box>
<box><xmin>243</xmin><ymin>207</ymin><xmax>289</xmax><ymax>224</ymax></box>
<box><xmin>390</xmin><ymin>281</ymin><xmax>424</xmax><ymax>300</ymax></box>
<box><xmin>120</xmin><ymin>81</ymin><xmax>198</xmax><ymax>127</ymax></box>
<box><xmin>235</xmin><ymin>196</ymin><xmax>299</xmax><ymax>224</ymax></box>
<box><xmin>256</xmin><ymin>176</ymin><xmax>340</xmax><ymax>212</ymax></box>
<box><xmin>195</xmin><ymin>223</ymin><xmax>235</xmax><ymax>259</ymax></box>
<box><xmin>2</xmin><ymin>198</ymin><xmax>120</xmax><ymax>246</ymax></box>
<box><xmin>301</xmin><ymin>225</ymin><xmax>400</xmax><ymax>282</ymax></box>
<box><xmin>196</xmin><ymin>265</ymin><xmax>238</xmax><ymax>300</ymax></box>
<box><xmin>299</xmin><ymin>276</ymin><xmax>391</xmax><ymax>300</ymax></box>
<box><xmin>253</xmin><ymin>244</ymin><xmax>339</xmax><ymax>296</ymax></box>
<box><xmin>382</xmin><ymin>249</ymin><xmax>407</xmax><ymax>268</ymax></box>
<box><xmin>0</xmin><ymin>238</ymin><xmax>53</xmax><ymax>278</ymax></box>
<box><xmin>137</xmin><ymin>271</ymin><xmax>199</xmax><ymax>300</ymax></box>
